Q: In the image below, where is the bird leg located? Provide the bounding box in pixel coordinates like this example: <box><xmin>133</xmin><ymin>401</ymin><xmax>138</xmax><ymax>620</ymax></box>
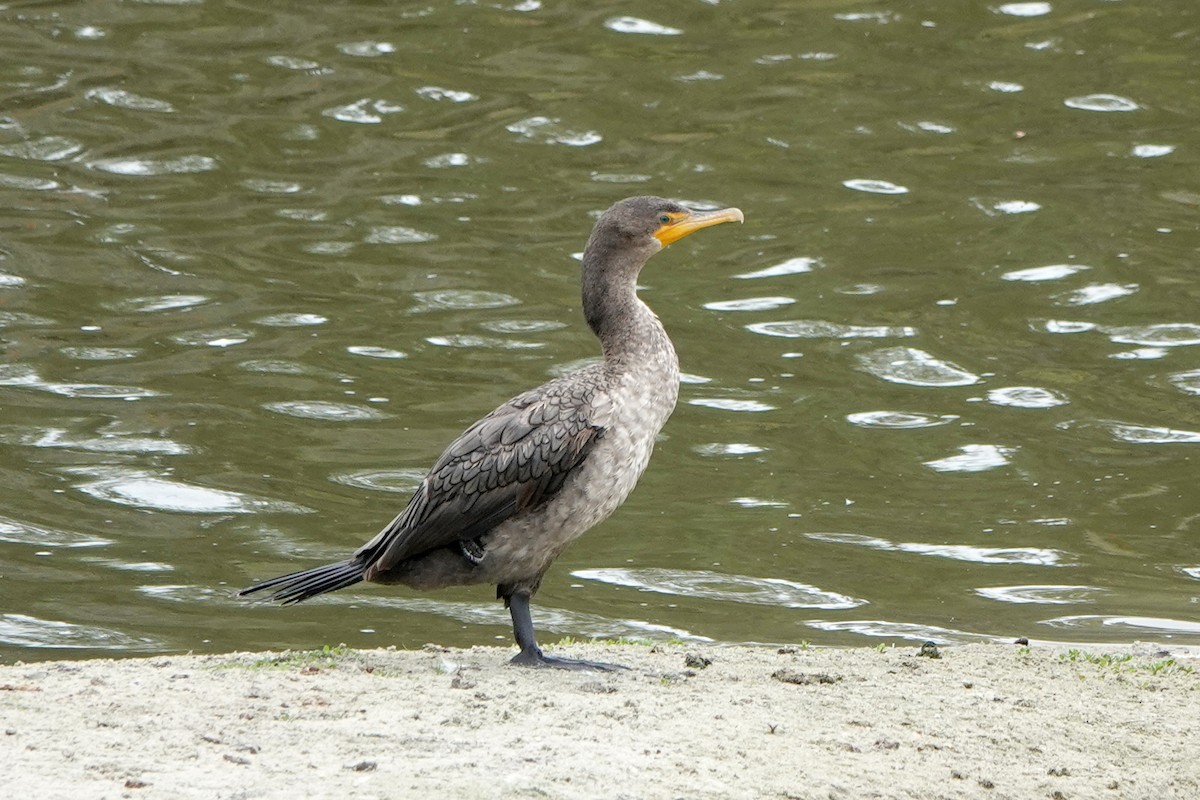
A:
<box><xmin>506</xmin><ymin>592</ymin><xmax>627</xmax><ymax>671</ymax></box>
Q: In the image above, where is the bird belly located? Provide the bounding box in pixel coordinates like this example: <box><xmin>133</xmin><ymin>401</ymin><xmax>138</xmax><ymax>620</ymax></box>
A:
<box><xmin>476</xmin><ymin>362</ymin><xmax>679</xmax><ymax>586</ymax></box>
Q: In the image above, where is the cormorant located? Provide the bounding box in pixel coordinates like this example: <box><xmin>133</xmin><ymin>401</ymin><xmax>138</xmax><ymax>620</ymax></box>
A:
<box><xmin>239</xmin><ymin>196</ymin><xmax>744</xmax><ymax>670</ymax></box>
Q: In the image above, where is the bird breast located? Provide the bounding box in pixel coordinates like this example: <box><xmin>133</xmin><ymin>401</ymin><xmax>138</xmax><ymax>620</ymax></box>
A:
<box><xmin>478</xmin><ymin>344</ymin><xmax>680</xmax><ymax>584</ymax></box>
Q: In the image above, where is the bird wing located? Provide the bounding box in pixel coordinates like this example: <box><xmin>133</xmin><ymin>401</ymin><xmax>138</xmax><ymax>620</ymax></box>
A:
<box><xmin>355</xmin><ymin>372</ymin><xmax>612</xmax><ymax>577</ymax></box>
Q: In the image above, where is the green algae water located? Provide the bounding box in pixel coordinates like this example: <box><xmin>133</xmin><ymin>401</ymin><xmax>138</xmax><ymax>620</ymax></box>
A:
<box><xmin>2</xmin><ymin>0</ymin><xmax>1199</xmax><ymax>659</ymax></box>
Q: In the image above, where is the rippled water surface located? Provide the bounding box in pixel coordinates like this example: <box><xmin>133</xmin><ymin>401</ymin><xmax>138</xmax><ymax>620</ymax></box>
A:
<box><xmin>2</xmin><ymin>0</ymin><xmax>1199</xmax><ymax>660</ymax></box>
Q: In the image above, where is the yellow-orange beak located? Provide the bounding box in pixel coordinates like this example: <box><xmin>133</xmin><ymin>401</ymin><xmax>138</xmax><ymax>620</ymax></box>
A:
<box><xmin>653</xmin><ymin>206</ymin><xmax>745</xmax><ymax>247</ymax></box>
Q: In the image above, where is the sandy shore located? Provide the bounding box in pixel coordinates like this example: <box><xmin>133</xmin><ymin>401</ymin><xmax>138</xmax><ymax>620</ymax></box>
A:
<box><xmin>2</xmin><ymin>641</ymin><xmax>1197</xmax><ymax>799</ymax></box>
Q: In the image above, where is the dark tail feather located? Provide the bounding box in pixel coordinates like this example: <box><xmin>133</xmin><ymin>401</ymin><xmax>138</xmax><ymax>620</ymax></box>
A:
<box><xmin>239</xmin><ymin>559</ymin><xmax>365</xmax><ymax>605</ymax></box>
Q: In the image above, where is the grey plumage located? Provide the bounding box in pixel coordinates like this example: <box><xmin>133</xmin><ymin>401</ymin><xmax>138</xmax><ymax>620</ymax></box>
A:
<box><xmin>240</xmin><ymin>196</ymin><xmax>743</xmax><ymax>670</ymax></box>
<box><xmin>356</xmin><ymin>373</ymin><xmax>608</xmax><ymax>578</ymax></box>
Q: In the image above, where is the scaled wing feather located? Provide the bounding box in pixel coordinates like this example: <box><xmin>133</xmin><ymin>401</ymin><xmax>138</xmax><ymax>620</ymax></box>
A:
<box><xmin>356</xmin><ymin>376</ymin><xmax>610</xmax><ymax>577</ymax></box>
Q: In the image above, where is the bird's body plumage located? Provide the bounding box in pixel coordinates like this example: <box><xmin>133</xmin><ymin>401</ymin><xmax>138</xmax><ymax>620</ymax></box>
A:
<box><xmin>240</xmin><ymin>196</ymin><xmax>740</xmax><ymax>669</ymax></box>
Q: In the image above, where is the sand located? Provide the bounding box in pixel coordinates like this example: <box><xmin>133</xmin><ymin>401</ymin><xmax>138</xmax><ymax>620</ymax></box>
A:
<box><xmin>2</xmin><ymin>641</ymin><xmax>1197</xmax><ymax>799</ymax></box>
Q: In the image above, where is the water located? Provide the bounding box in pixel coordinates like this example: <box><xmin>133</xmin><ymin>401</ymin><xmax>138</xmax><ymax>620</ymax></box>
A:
<box><xmin>2</xmin><ymin>0</ymin><xmax>1198</xmax><ymax>660</ymax></box>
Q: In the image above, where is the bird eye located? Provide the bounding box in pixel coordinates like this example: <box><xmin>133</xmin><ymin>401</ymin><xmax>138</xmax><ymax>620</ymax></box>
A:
<box><xmin>658</xmin><ymin>214</ymin><xmax>671</xmax><ymax>224</ymax></box>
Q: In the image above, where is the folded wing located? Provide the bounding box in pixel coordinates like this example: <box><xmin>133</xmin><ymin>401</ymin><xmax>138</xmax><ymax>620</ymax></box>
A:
<box><xmin>356</xmin><ymin>375</ymin><xmax>612</xmax><ymax>578</ymax></box>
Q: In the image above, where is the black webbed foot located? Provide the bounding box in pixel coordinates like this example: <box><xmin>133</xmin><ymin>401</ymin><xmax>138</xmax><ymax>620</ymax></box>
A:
<box><xmin>509</xmin><ymin>646</ymin><xmax>628</xmax><ymax>672</ymax></box>
<box><xmin>504</xmin><ymin>591</ymin><xmax>627</xmax><ymax>671</ymax></box>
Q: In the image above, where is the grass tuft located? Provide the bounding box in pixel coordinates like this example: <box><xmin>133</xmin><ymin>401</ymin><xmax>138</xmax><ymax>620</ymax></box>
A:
<box><xmin>1060</xmin><ymin>649</ymin><xmax>1193</xmax><ymax>676</ymax></box>
<box><xmin>221</xmin><ymin>644</ymin><xmax>353</xmax><ymax>671</ymax></box>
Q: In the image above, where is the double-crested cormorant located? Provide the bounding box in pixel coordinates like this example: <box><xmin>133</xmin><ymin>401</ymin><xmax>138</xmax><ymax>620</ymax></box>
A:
<box><xmin>239</xmin><ymin>196</ymin><xmax>744</xmax><ymax>670</ymax></box>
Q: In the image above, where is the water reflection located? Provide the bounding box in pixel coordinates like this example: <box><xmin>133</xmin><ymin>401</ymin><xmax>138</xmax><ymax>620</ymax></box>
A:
<box><xmin>704</xmin><ymin>296</ymin><xmax>795</xmax><ymax>312</ymax></box>
<box><xmin>1038</xmin><ymin>320</ymin><xmax>1096</xmax><ymax>334</ymax></box>
<box><xmin>985</xmin><ymin>386</ymin><xmax>1067</xmax><ymax>409</ymax></box>
<box><xmin>481</xmin><ymin>320</ymin><xmax>566</xmax><ymax>334</ymax></box>
<box><xmin>573</xmin><ymin>568</ymin><xmax>864</xmax><ymax>610</ymax></box>
<box><xmin>1105</xmin><ymin>423</ymin><xmax>1200</xmax><ymax>445</ymax></box>
<box><xmin>807</xmin><ymin>620</ymin><xmax>1001</xmax><ymax>645</ymax></box>
<box><xmin>346</xmin><ymin>346</ymin><xmax>408</xmax><ymax>360</ymax></box>
<box><xmin>416</xmin><ymin>86</ymin><xmax>477</xmax><ymax>103</ymax></box>
<box><xmin>426</xmin><ymin>334</ymin><xmax>544</xmax><ymax>349</ymax></box>
<box><xmin>86</xmin><ymin>87</ymin><xmax>175</xmax><ymax>112</ymax></box>
<box><xmin>1063</xmin><ymin>93</ymin><xmax>1140</xmax><ymax>112</ymax></box>
<box><xmin>0</xmin><ymin>311</ymin><xmax>53</xmax><ymax>327</ymax></box>
<box><xmin>1131</xmin><ymin>144</ymin><xmax>1174</xmax><ymax>159</ymax></box>
<box><xmin>693</xmin><ymin>442</ymin><xmax>767</xmax><ymax>456</ymax></box>
<box><xmin>975</xmin><ymin>585</ymin><xmax>1104</xmax><ymax>605</ymax></box>
<box><xmin>1058</xmin><ymin>420</ymin><xmax>1200</xmax><ymax>445</ymax></box>
<box><xmin>1041</xmin><ymin>616</ymin><xmax>1200</xmax><ymax>637</ymax></box>
<box><xmin>845</xmin><ymin>411</ymin><xmax>959</xmax><ymax>429</ymax></box>
<box><xmin>2</xmin><ymin>426</ymin><xmax>191</xmax><ymax>456</ymax></box>
<box><xmin>336</xmin><ymin>40</ymin><xmax>396</xmax><ymax>58</ymax></box>
<box><xmin>89</xmin><ymin>155</ymin><xmax>218</xmax><ymax>176</ymax></box>
<box><xmin>807</xmin><ymin>533</ymin><xmax>1076</xmax><ymax>567</ymax></box>
<box><xmin>730</xmin><ymin>497</ymin><xmax>788</xmax><ymax>509</ymax></box>
<box><xmin>422</xmin><ymin>153</ymin><xmax>479</xmax><ymax>169</ymax></box>
<box><xmin>747</xmin><ymin>320</ymin><xmax>915</xmax><ymax>339</ymax></box>
<box><xmin>170</xmin><ymin>329</ymin><xmax>252</xmax><ymax>348</ymax></box>
<box><xmin>0</xmin><ymin>515</ymin><xmax>110</xmax><ymax>549</ymax></box>
<box><xmin>506</xmin><ymin>116</ymin><xmax>602</xmax><ymax>147</ymax></box>
<box><xmin>1104</xmin><ymin>324</ymin><xmax>1200</xmax><ymax>347</ymax></box>
<box><xmin>254</xmin><ymin>312</ymin><xmax>327</xmax><ymax>327</ymax></box>
<box><xmin>842</xmin><ymin>179</ymin><xmax>908</xmax><ymax>195</ymax></box>
<box><xmin>411</xmin><ymin>290</ymin><xmax>521</xmax><ymax>312</ymax></box>
<box><xmin>244</xmin><ymin>179</ymin><xmax>305</xmax><ymax>194</ymax></box>
<box><xmin>925</xmin><ymin>444</ymin><xmax>1016</xmax><ymax>473</ymax></box>
<box><xmin>734</xmin><ymin>257</ymin><xmax>822</xmax><ymax>279</ymax></box>
<box><xmin>1168</xmin><ymin>370</ymin><xmax>1200</xmax><ymax>395</ymax></box>
<box><xmin>857</xmin><ymin>347</ymin><xmax>981</xmax><ymax>387</ymax></box>
<box><xmin>0</xmin><ymin>174</ymin><xmax>59</xmax><ymax>191</ymax></box>
<box><xmin>0</xmin><ymin>613</ymin><xmax>158</xmax><ymax>651</ymax></box>
<box><xmin>0</xmin><ymin>135</ymin><xmax>84</xmax><ymax>161</ymax></box>
<box><xmin>68</xmin><ymin>467</ymin><xmax>312</xmax><ymax>514</ymax></box>
<box><xmin>364</xmin><ymin>226</ymin><xmax>437</xmax><ymax>244</ymax></box>
<box><xmin>263</xmin><ymin>401</ymin><xmax>389</xmax><ymax>422</ymax></box>
<box><xmin>996</xmin><ymin>2</ymin><xmax>1051</xmax><ymax>17</ymax></box>
<box><xmin>82</xmin><ymin>557</ymin><xmax>174</xmax><ymax>573</ymax></box>
<box><xmin>604</xmin><ymin>17</ymin><xmax>683</xmax><ymax>36</ymax></box>
<box><xmin>688</xmin><ymin>397</ymin><xmax>776</xmax><ymax>413</ymax></box>
<box><xmin>833</xmin><ymin>11</ymin><xmax>897</xmax><ymax>23</ymax></box>
<box><xmin>330</xmin><ymin>468</ymin><xmax>425</xmax><ymax>494</ymax></box>
<box><xmin>322</xmin><ymin>98</ymin><xmax>405</xmax><ymax>124</ymax></box>
<box><xmin>59</xmin><ymin>346</ymin><xmax>141</xmax><ymax>360</ymax></box>
<box><xmin>1053</xmin><ymin>283</ymin><xmax>1138</xmax><ymax>306</ymax></box>
<box><xmin>239</xmin><ymin>359</ymin><xmax>341</xmax><ymax>377</ymax></box>
<box><xmin>1001</xmin><ymin>264</ymin><xmax>1090</xmax><ymax>282</ymax></box>
<box><xmin>137</xmin><ymin>585</ymin><xmax>231</xmax><ymax>604</ymax></box>
<box><xmin>0</xmin><ymin>364</ymin><xmax>160</xmax><ymax>400</ymax></box>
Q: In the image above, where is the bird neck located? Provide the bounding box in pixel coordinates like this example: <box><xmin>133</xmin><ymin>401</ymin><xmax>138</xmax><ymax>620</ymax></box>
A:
<box><xmin>580</xmin><ymin>247</ymin><xmax>671</xmax><ymax>365</ymax></box>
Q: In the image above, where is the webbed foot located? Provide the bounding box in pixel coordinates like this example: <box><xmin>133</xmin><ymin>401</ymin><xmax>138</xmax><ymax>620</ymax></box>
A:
<box><xmin>504</xmin><ymin>591</ymin><xmax>627</xmax><ymax>671</ymax></box>
<box><xmin>509</xmin><ymin>647</ymin><xmax>628</xmax><ymax>672</ymax></box>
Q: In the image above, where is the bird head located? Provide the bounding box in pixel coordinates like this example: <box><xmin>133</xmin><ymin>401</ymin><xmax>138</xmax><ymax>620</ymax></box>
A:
<box><xmin>584</xmin><ymin>196</ymin><xmax>744</xmax><ymax>269</ymax></box>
